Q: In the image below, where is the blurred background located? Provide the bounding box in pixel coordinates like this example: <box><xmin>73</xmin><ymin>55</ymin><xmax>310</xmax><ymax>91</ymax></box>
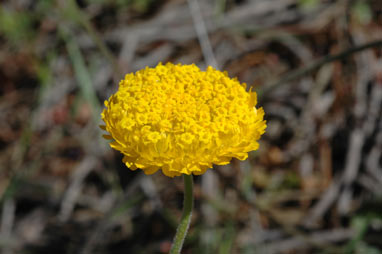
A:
<box><xmin>1</xmin><ymin>0</ymin><xmax>382</xmax><ymax>253</ymax></box>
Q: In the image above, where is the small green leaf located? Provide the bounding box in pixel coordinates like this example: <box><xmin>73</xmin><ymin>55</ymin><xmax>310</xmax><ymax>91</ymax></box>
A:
<box><xmin>299</xmin><ymin>0</ymin><xmax>319</xmax><ymax>10</ymax></box>
<box><xmin>352</xmin><ymin>1</ymin><xmax>372</xmax><ymax>25</ymax></box>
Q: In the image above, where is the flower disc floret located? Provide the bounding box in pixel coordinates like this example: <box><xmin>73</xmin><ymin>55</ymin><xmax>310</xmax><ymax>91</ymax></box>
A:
<box><xmin>101</xmin><ymin>63</ymin><xmax>266</xmax><ymax>177</ymax></box>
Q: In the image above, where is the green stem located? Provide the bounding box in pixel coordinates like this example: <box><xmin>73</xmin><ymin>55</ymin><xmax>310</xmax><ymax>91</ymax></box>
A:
<box><xmin>170</xmin><ymin>174</ymin><xmax>194</xmax><ymax>254</ymax></box>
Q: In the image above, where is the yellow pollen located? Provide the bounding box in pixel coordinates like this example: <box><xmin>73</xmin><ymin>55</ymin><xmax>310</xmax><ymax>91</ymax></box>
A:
<box><xmin>101</xmin><ymin>62</ymin><xmax>266</xmax><ymax>177</ymax></box>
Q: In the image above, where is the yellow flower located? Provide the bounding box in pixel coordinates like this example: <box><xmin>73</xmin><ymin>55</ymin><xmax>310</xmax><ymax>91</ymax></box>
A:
<box><xmin>101</xmin><ymin>63</ymin><xmax>266</xmax><ymax>177</ymax></box>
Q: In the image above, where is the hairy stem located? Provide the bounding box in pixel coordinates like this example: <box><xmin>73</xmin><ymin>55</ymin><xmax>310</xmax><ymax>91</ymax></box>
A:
<box><xmin>170</xmin><ymin>174</ymin><xmax>194</xmax><ymax>254</ymax></box>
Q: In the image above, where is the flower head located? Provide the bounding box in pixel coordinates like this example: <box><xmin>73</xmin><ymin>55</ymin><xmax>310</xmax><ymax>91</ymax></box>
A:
<box><xmin>101</xmin><ymin>63</ymin><xmax>266</xmax><ymax>177</ymax></box>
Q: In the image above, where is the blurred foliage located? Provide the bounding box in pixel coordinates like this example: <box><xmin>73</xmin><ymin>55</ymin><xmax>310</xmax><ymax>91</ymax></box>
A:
<box><xmin>298</xmin><ymin>0</ymin><xmax>319</xmax><ymax>10</ymax></box>
<box><xmin>0</xmin><ymin>7</ymin><xmax>35</xmax><ymax>46</ymax></box>
<box><xmin>0</xmin><ymin>0</ymin><xmax>381</xmax><ymax>253</ymax></box>
<box><xmin>352</xmin><ymin>1</ymin><xmax>372</xmax><ymax>25</ymax></box>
